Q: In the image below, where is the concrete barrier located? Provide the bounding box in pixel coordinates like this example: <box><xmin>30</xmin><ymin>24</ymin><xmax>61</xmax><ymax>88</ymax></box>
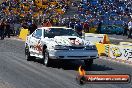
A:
<box><xmin>119</xmin><ymin>42</ymin><xmax>132</xmax><ymax>46</ymax></box>
<box><xmin>18</xmin><ymin>28</ymin><xmax>29</xmax><ymax>41</ymax></box>
<box><xmin>85</xmin><ymin>33</ymin><xmax>110</xmax><ymax>44</ymax></box>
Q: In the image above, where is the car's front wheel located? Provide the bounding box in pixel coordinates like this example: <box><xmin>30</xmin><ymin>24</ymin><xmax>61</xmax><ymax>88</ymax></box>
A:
<box><xmin>43</xmin><ymin>51</ymin><xmax>51</xmax><ymax>67</ymax></box>
<box><xmin>84</xmin><ymin>59</ymin><xmax>93</xmax><ymax>68</ymax></box>
<box><xmin>25</xmin><ymin>46</ymin><xmax>35</xmax><ymax>61</ymax></box>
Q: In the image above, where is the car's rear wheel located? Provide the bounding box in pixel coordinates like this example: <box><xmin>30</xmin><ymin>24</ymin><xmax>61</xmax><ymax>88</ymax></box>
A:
<box><xmin>84</xmin><ymin>59</ymin><xmax>93</xmax><ymax>68</ymax></box>
<box><xmin>43</xmin><ymin>51</ymin><xmax>51</xmax><ymax>67</ymax></box>
<box><xmin>25</xmin><ymin>46</ymin><xmax>35</xmax><ymax>61</ymax></box>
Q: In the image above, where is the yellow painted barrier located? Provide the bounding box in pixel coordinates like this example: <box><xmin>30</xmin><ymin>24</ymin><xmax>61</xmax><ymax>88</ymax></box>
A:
<box><xmin>96</xmin><ymin>43</ymin><xmax>110</xmax><ymax>56</ymax></box>
<box><xmin>19</xmin><ymin>28</ymin><xmax>29</xmax><ymax>41</ymax></box>
<box><xmin>96</xmin><ymin>43</ymin><xmax>105</xmax><ymax>56</ymax></box>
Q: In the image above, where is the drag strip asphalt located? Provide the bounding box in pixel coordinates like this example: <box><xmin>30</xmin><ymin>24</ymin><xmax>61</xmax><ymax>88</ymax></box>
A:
<box><xmin>0</xmin><ymin>39</ymin><xmax>132</xmax><ymax>88</ymax></box>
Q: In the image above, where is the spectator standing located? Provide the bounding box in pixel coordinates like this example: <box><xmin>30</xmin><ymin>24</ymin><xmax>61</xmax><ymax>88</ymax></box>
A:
<box><xmin>74</xmin><ymin>21</ymin><xmax>83</xmax><ymax>36</ymax></box>
<box><xmin>29</xmin><ymin>22</ymin><xmax>37</xmax><ymax>34</ymax></box>
<box><xmin>123</xmin><ymin>22</ymin><xmax>128</xmax><ymax>36</ymax></box>
<box><xmin>42</xmin><ymin>20</ymin><xmax>47</xmax><ymax>27</ymax></box>
<box><xmin>97</xmin><ymin>21</ymin><xmax>102</xmax><ymax>34</ymax></box>
<box><xmin>42</xmin><ymin>19</ymin><xmax>52</xmax><ymax>27</ymax></box>
<box><xmin>10</xmin><ymin>22</ymin><xmax>15</xmax><ymax>36</ymax></box>
<box><xmin>69</xmin><ymin>19</ymin><xmax>75</xmax><ymax>29</ymax></box>
<box><xmin>14</xmin><ymin>22</ymin><xmax>21</xmax><ymax>36</ymax></box>
<box><xmin>52</xmin><ymin>17</ymin><xmax>57</xmax><ymax>26</ymax></box>
<box><xmin>0</xmin><ymin>21</ymin><xmax>5</xmax><ymax>40</ymax></box>
<box><xmin>5</xmin><ymin>21</ymin><xmax>10</xmax><ymax>38</ymax></box>
<box><xmin>127</xmin><ymin>19</ymin><xmax>132</xmax><ymax>39</ymax></box>
<box><xmin>22</xmin><ymin>22</ymin><xmax>28</xmax><ymax>29</ymax></box>
<box><xmin>55</xmin><ymin>17</ymin><xmax>59</xmax><ymax>26</ymax></box>
<box><xmin>83</xmin><ymin>21</ymin><xmax>89</xmax><ymax>33</ymax></box>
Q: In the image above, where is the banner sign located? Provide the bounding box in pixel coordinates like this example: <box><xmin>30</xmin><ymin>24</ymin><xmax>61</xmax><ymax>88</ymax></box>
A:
<box><xmin>109</xmin><ymin>45</ymin><xmax>132</xmax><ymax>62</ymax></box>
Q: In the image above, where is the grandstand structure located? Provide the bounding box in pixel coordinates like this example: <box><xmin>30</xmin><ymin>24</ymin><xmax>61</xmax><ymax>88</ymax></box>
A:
<box><xmin>0</xmin><ymin>0</ymin><xmax>131</xmax><ymax>29</ymax></box>
<box><xmin>78</xmin><ymin>0</ymin><xmax>132</xmax><ymax>27</ymax></box>
<box><xmin>0</xmin><ymin>0</ymin><xmax>70</xmax><ymax>24</ymax></box>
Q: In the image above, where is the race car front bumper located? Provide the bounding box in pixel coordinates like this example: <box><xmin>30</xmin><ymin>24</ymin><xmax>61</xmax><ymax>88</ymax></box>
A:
<box><xmin>48</xmin><ymin>50</ymin><xmax>98</xmax><ymax>60</ymax></box>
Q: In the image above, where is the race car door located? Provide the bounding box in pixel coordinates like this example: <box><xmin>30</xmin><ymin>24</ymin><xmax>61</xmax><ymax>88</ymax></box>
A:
<box><xmin>30</xmin><ymin>29</ymin><xmax>43</xmax><ymax>56</ymax></box>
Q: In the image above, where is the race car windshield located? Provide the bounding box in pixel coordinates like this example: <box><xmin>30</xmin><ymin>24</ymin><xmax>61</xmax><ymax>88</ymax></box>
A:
<box><xmin>44</xmin><ymin>28</ymin><xmax>80</xmax><ymax>38</ymax></box>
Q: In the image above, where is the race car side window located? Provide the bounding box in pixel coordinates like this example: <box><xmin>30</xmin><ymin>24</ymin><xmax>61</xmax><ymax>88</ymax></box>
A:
<box><xmin>32</xmin><ymin>29</ymin><xmax>42</xmax><ymax>39</ymax></box>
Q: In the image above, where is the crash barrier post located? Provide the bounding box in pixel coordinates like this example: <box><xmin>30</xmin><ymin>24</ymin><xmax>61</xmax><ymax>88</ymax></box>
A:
<box><xmin>18</xmin><ymin>28</ymin><xmax>29</xmax><ymax>41</ymax></box>
<box><xmin>84</xmin><ymin>33</ymin><xmax>110</xmax><ymax>44</ymax></box>
<box><xmin>96</xmin><ymin>43</ymin><xmax>105</xmax><ymax>56</ymax></box>
<box><xmin>104</xmin><ymin>44</ymin><xmax>110</xmax><ymax>57</ymax></box>
<box><xmin>109</xmin><ymin>44</ymin><xmax>132</xmax><ymax>64</ymax></box>
<box><xmin>96</xmin><ymin>43</ymin><xmax>110</xmax><ymax>56</ymax></box>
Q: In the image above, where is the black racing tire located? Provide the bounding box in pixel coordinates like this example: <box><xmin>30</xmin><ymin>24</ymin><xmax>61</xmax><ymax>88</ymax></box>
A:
<box><xmin>84</xmin><ymin>59</ymin><xmax>93</xmax><ymax>68</ymax></box>
<box><xmin>25</xmin><ymin>46</ymin><xmax>35</xmax><ymax>61</ymax></box>
<box><xmin>43</xmin><ymin>50</ymin><xmax>51</xmax><ymax>67</ymax></box>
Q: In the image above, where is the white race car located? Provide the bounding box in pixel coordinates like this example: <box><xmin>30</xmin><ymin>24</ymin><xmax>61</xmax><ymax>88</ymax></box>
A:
<box><xmin>25</xmin><ymin>27</ymin><xmax>98</xmax><ymax>67</ymax></box>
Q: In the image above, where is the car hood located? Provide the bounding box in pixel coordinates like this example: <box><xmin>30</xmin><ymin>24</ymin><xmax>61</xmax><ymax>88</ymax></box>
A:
<box><xmin>53</xmin><ymin>36</ymin><xmax>92</xmax><ymax>46</ymax></box>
